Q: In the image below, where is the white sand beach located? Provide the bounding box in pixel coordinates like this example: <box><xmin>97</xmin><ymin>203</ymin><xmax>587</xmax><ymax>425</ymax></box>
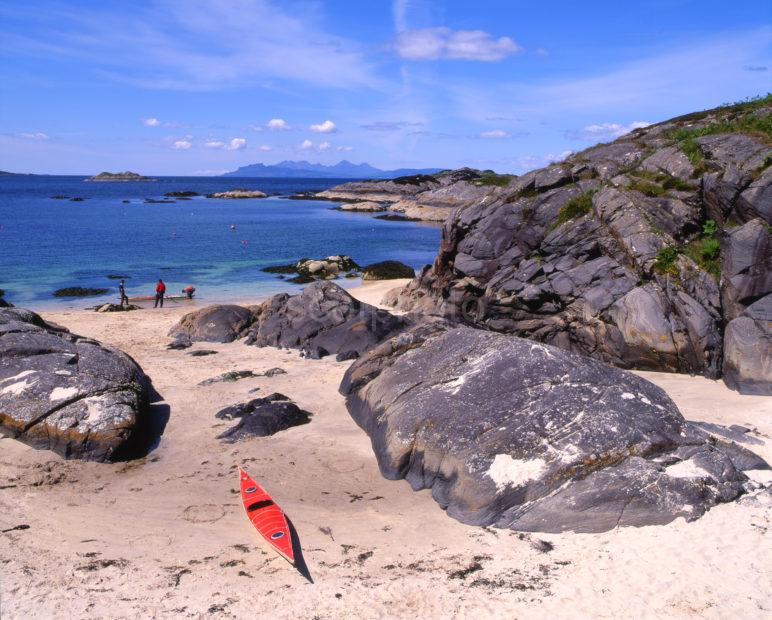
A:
<box><xmin>1</xmin><ymin>280</ymin><xmax>770</xmax><ymax>619</ymax></box>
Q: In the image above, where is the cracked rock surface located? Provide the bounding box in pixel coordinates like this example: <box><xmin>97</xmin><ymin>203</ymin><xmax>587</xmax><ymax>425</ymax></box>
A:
<box><xmin>383</xmin><ymin>101</ymin><xmax>771</xmax><ymax>393</ymax></box>
<box><xmin>340</xmin><ymin>322</ymin><xmax>769</xmax><ymax>533</ymax></box>
<box><xmin>0</xmin><ymin>307</ymin><xmax>150</xmax><ymax>461</ymax></box>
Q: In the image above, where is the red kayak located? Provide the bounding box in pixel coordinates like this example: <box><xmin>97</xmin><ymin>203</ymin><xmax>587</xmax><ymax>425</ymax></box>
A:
<box><xmin>239</xmin><ymin>468</ymin><xmax>294</xmax><ymax>565</ymax></box>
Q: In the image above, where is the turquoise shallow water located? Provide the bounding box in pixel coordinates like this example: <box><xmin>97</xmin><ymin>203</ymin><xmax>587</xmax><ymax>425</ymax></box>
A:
<box><xmin>0</xmin><ymin>176</ymin><xmax>441</xmax><ymax>309</ymax></box>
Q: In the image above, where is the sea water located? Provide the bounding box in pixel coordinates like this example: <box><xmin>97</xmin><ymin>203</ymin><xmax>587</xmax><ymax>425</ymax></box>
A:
<box><xmin>0</xmin><ymin>176</ymin><xmax>441</xmax><ymax>309</ymax></box>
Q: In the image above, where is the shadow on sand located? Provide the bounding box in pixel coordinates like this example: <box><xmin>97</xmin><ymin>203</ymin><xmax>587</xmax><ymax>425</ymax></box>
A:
<box><xmin>288</xmin><ymin>518</ymin><xmax>313</xmax><ymax>583</ymax></box>
<box><xmin>113</xmin><ymin>383</ymin><xmax>170</xmax><ymax>461</ymax></box>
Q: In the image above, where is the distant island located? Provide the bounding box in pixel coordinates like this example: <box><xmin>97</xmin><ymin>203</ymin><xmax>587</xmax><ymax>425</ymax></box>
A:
<box><xmin>0</xmin><ymin>170</ymin><xmax>36</xmax><ymax>176</ymax></box>
<box><xmin>221</xmin><ymin>159</ymin><xmax>443</xmax><ymax>179</ymax></box>
<box><xmin>86</xmin><ymin>171</ymin><xmax>156</xmax><ymax>182</ymax></box>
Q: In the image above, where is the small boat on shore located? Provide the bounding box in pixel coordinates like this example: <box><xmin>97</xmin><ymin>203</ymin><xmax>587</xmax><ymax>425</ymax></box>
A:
<box><xmin>239</xmin><ymin>468</ymin><xmax>295</xmax><ymax>565</ymax></box>
<box><xmin>127</xmin><ymin>295</ymin><xmax>191</xmax><ymax>302</ymax></box>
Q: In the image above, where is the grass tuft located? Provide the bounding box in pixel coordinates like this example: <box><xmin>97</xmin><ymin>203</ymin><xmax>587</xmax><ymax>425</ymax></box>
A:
<box><xmin>555</xmin><ymin>190</ymin><xmax>597</xmax><ymax>226</ymax></box>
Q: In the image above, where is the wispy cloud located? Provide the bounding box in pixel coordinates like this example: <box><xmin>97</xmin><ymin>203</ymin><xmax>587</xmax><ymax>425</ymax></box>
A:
<box><xmin>1</xmin><ymin>1</ymin><xmax>382</xmax><ymax>91</ymax></box>
<box><xmin>18</xmin><ymin>132</ymin><xmax>49</xmax><ymax>140</ymax></box>
<box><xmin>743</xmin><ymin>65</ymin><xmax>768</xmax><ymax>71</ymax></box>
<box><xmin>309</xmin><ymin>120</ymin><xmax>337</xmax><ymax>133</ymax></box>
<box><xmin>337</xmin><ymin>145</ymin><xmax>354</xmax><ymax>152</ymax></box>
<box><xmin>566</xmin><ymin>121</ymin><xmax>650</xmax><ymax>141</ymax></box>
<box><xmin>258</xmin><ymin>144</ymin><xmax>272</xmax><ymax>152</ymax></box>
<box><xmin>395</xmin><ymin>28</ymin><xmax>522</xmax><ymax>61</ymax></box>
<box><xmin>318</xmin><ymin>141</ymin><xmax>331</xmax><ymax>151</ymax></box>
<box><xmin>360</xmin><ymin>120</ymin><xmax>424</xmax><ymax>131</ymax></box>
<box><xmin>479</xmin><ymin>129</ymin><xmax>511</xmax><ymax>139</ymax></box>
<box><xmin>142</xmin><ymin>117</ymin><xmax>161</xmax><ymax>127</ymax></box>
<box><xmin>172</xmin><ymin>140</ymin><xmax>192</xmax><ymax>150</ymax></box>
<box><xmin>299</xmin><ymin>138</ymin><xmax>314</xmax><ymax>150</ymax></box>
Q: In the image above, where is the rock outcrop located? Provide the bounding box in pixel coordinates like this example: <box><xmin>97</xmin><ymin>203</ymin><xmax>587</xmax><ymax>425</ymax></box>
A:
<box><xmin>168</xmin><ymin>305</ymin><xmax>256</xmax><ymax>343</ymax></box>
<box><xmin>361</xmin><ymin>260</ymin><xmax>415</xmax><ymax>280</ymax></box>
<box><xmin>169</xmin><ymin>282</ymin><xmax>407</xmax><ymax>360</ymax></box>
<box><xmin>335</xmin><ymin>201</ymin><xmax>386</xmax><ymax>212</ymax></box>
<box><xmin>0</xmin><ymin>308</ymin><xmax>151</xmax><ymax>461</ymax></box>
<box><xmin>262</xmin><ymin>255</ymin><xmax>360</xmax><ymax>283</ymax></box>
<box><xmin>386</xmin><ymin>97</ymin><xmax>772</xmax><ymax>393</ymax></box>
<box><xmin>317</xmin><ymin>169</ymin><xmax>514</xmax><ymax>222</ymax></box>
<box><xmin>206</xmin><ymin>189</ymin><xmax>266</xmax><ymax>199</ymax></box>
<box><xmin>245</xmin><ymin>281</ymin><xmax>406</xmax><ymax>360</ymax></box>
<box><xmin>215</xmin><ymin>393</ymin><xmax>311</xmax><ymax>442</ymax></box>
<box><xmin>340</xmin><ymin>323</ymin><xmax>768</xmax><ymax>533</ymax></box>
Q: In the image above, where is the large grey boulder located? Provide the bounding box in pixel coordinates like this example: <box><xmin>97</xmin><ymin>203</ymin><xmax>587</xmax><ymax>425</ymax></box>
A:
<box><xmin>723</xmin><ymin>295</ymin><xmax>772</xmax><ymax>395</ymax></box>
<box><xmin>0</xmin><ymin>308</ymin><xmax>150</xmax><ymax>461</ymax></box>
<box><xmin>169</xmin><ymin>304</ymin><xmax>255</xmax><ymax>343</ymax></box>
<box><xmin>340</xmin><ymin>324</ymin><xmax>767</xmax><ymax>533</ymax></box>
<box><xmin>720</xmin><ymin>218</ymin><xmax>772</xmax><ymax>320</ymax></box>
<box><xmin>245</xmin><ymin>281</ymin><xmax>406</xmax><ymax>360</ymax></box>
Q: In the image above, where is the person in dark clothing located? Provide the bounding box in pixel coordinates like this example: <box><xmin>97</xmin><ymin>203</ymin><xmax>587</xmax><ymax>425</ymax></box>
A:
<box><xmin>154</xmin><ymin>279</ymin><xmax>166</xmax><ymax>308</ymax></box>
<box><xmin>118</xmin><ymin>279</ymin><xmax>129</xmax><ymax>307</ymax></box>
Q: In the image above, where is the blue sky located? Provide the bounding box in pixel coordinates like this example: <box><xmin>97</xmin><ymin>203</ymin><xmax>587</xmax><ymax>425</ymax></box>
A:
<box><xmin>0</xmin><ymin>0</ymin><xmax>770</xmax><ymax>175</ymax></box>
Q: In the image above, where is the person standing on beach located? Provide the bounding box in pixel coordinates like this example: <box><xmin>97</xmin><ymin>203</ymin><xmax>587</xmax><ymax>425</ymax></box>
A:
<box><xmin>154</xmin><ymin>279</ymin><xmax>166</xmax><ymax>308</ymax></box>
<box><xmin>118</xmin><ymin>279</ymin><xmax>128</xmax><ymax>307</ymax></box>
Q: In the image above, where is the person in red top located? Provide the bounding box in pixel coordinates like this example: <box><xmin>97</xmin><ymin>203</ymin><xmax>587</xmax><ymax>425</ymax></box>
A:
<box><xmin>154</xmin><ymin>279</ymin><xmax>166</xmax><ymax>308</ymax></box>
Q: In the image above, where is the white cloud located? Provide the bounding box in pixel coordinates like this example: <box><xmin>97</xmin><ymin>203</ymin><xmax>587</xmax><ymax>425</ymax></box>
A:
<box><xmin>18</xmin><ymin>132</ymin><xmax>49</xmax><ymax>140</ymax></box>
<box><xmin>395</xmin><ymin>28</ymin><xmax>522</xmax><ymax>61</ymax></box>
<box><xmin>172</xmin><ymin>140</ymin><xmax>192</xmax><ymax>150</ymax></box>
<box><xmin>309</xmin><ymin>120</ymin><xmax>337</xmax><ymax>133</ymax></box>
<box><xmin>259</xmin><ymin>144</ymin><xmax>272</xmax><ymax>152</ymax></box>
<box><xmin>479</xmin><ymin>129</ymin><xmax>511</xmax><ymax>139</ymax></box>
<box><xmin>228</xmin><ymin>137</ymin><xmax>247</xmax><ymax>150</ymax></box>
<box><xmin>318</xmin><ymin>141</ymin><xmax>331</xmax><ymax>151</ymax></box>
<box><xmin>267</xmin><ymin>118</ymin><xmax>290</xmax><ymax>130</ymax></box>
<box><xmin>203</xmin><ymin>137</ymin><xmax>248</xmax><ymax>150</ymax></box>
<box><xmin>570</xmin><ymin>121</ymin><xmax>650</xmax><ymax>141</ymax></box>
<box><xmin>337</xmin><ymin>145</ymin><xmax>354</xmax><ymax>152</ymax></box>
<box><xmin>299</xmin><ymin>139</ymin><xmax>314</xmax><ymax>150</ymax></box>
<box><xmin>143</xmin><ymin>117</ymin><xmax>161</xmax><ymax>126</ymax></box>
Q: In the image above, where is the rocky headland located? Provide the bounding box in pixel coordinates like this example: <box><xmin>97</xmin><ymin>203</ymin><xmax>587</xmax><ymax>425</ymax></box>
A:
<box><xmin>381</xmin><ymin>97</ymin><xmax>771</xmax><ymax>395</ymax></box>
<box><xmin>316</xmin><ymin>169</ymin><xmax>515</xmax><ymax>222</ymax></box>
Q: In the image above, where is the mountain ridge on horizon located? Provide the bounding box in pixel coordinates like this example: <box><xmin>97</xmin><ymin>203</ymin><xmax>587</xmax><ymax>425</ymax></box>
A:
<box><xmin>221</xmin><ymin>159</ymin><xmax>443</xmax><ymax>179</ymax></box>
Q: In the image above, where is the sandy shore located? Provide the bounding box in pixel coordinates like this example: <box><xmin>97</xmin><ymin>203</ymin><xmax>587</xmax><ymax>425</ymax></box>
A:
<box><xmin>1</xmin><ymin>279</ymin><xmax>770</xmax><ymax>619</ymax></box>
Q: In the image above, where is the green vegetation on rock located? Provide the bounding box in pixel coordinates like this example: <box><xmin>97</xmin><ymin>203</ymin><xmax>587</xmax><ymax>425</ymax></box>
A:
<box><xmin>392</xmin><ymin>174</ymin><xmax>439</xmax><ymax>186</ymax></box>
<box><xmin>475</xmin><ymin>171</ymin><xmax>516</xmax><ymax>187</ymax></box>
<box><xmin>653</xmin><ymin>246</ymin><xmax>680</xmax><ymax>276</ymax></box>
<box><xmin>653</xmin><ymin>220</ymin><xmax>722</xmax><ymax>280</ymax></box>
<box><xmin>555</xmin><ymin>189</ymin><xmax>597</xmax><ymax>226</ymax></box>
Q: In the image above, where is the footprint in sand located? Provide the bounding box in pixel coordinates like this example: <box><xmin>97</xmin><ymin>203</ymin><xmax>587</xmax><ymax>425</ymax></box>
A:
<box><xmin>324</xmin><ymin>458</ymin><xmax>364</xmax><ymax>474</ymax></box>
<box><xmin>182</xmin><ymin>504</ymin><xmax>227</xmax><ymax>523</ymax></box>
